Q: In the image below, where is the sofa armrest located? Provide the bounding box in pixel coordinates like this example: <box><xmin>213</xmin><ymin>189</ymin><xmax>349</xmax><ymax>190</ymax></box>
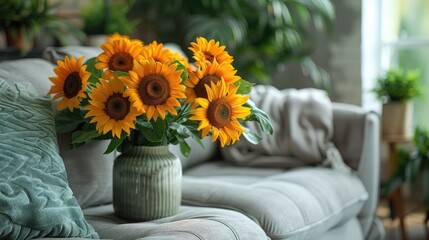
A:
<box><xmin>332</xmin><ymin>103</ymin><xmax>381</xmax><ymax>238</ymax></box>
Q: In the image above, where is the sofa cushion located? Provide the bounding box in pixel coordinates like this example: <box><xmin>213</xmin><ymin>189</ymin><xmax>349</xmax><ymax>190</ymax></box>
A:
<box><xmin>0</xmin><ymin>58</ymin><xmax>116</xmax><ymax>209</ymax></box>
<box><xmin>182</xmin><ymin>162</ymin><xmax>368</xmax><ymax>239</ymax></box>
<box><xmin>0</xmin><ymin>80</ymin><xmax>98</xmax><ymax>239</ymax></box>
<box><xmin>83</xmin><ymin>204</ymin><xmax>267</xmax><ymax>240</ymax></box>
<box><xmin>58</xmin><ymin>134</ymin><xmax>115</xmax><ymax>209</ymax></box>
<box><xmin>0</xmin><ymin>58</ymin><xmax>53</xmax><ymax>95</ymax></box>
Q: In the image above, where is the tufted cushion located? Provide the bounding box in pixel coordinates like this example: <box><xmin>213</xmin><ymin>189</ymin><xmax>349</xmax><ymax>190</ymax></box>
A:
<box><xmin>182</xmin><ymin>162</ymin><xmax>368</xmax><ymax>240</ymax></box>
<box><xmin>83</xmin><ymin>205</ymin><xmax>267</xmax><ymax>240</ymax></box>
<box><xmin>0</xmin><ymin>80</ymin><xmax>98</xmax><ymax>238</ymax></box>
<box><xmin>0</xmin><ymin>58</ymin><xmax>115</xmax><ymax>209</ymax></box>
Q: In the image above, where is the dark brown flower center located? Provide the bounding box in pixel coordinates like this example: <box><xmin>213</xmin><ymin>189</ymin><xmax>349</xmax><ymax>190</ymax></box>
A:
<box><xmin>203</xmin><ymin>51</ymin><xmax>215</xmax><ymax>62</ymax></box>
<box><xmin>109</xmin><ymin>52</ymin><xmax>134</xmax><ymax>72</ymax></box>
<box><xmin>194</xmin><ymin>75</ymin><xmax>221</xmax><ymax>98</ymax></box>
<box><xmin>138</xmin><ymin>74</ymin><xmax>170</xmax><ymax>105</ymax></box>
<box><xmin>207</xmin><ymin>98</ymin><xmax>232</xmax><ymax>128</ymax></box>
<box><xmin>63</xmin><ymin>72</ymin><xmax>82</xmax><ymax>98</ymax></box>
<box><xmin>104</xmin><ymin>93</ymin><xmax>130</xmax><ymax>120</ymax></box>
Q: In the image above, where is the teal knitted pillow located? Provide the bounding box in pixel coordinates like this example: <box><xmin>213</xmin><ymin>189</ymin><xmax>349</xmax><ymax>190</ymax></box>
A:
<box><xmin>0</xmin><ymin>80</ymin><xmax>98</xmax><ymax>239</ymax></box>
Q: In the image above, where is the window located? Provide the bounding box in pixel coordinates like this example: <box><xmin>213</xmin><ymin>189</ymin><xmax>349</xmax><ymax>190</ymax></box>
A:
<box><xmin>363</xmin><ymin>0</ymin><xmax>429</xmax><ymax>128</ymax></box>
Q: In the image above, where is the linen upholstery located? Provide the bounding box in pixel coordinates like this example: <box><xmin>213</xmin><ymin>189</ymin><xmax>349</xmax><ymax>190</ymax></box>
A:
<box><xmin>331</xmin><ymin>103</ymin><xmax>381</xmax><ymax>238</ymax></box>
<box><xmin>182</xmin><ymin>166</ymin><xmax>368</xmax><ymax>240</ymax></box>
<box><xmin>222</xmin><ymin>85</ymin><xmax>350</xmax><ymax>172</ymax></box>
<box><xmin>83</xmin><ymin>205</ymin><xmax>267</xmax><ymax>240</ymax></box>
<box><xmin>0</xmin><ymin>80</ymin><xmax>98</xmax><ymax>239</ymax></box>
<box><xmin>169</xmin><ymin>137</ymin><xmax>219</xmax><ymax>170</ymax></box>
<box><xmin>0</xmin><ymin>58</ymin><xmax>53</xmax><ymax>95</ymax></box>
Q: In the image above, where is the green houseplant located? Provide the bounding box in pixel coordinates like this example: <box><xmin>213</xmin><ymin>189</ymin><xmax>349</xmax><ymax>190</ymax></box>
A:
<box><xmin>133</xmin><ymin>0</ymin><xmax>334</xmax><ymax>86</ymax></box>
<box><xmin>373</xmin><ymin>68</ymin><xmax>422</xmax><ymax>138</ymax></box>
<box><xmin>0</xmin><ymin>0</ymin><xmax>84</xmax><ymax>52</ymax></box>
<box><xmin>384</xmin><ymin>127</ymin><xmax>429</xmax><ymax>221</ymax></box>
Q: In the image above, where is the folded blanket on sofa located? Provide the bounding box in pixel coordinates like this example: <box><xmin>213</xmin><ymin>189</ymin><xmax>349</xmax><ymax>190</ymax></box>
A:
<box><xmin>222</xmin><ymin>85</ymin><xmax>350</xmax><ymax>172</ymax></box>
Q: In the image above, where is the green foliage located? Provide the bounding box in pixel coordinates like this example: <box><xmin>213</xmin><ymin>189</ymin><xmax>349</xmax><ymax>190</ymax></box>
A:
<box><xmin>133</xmin><ymin>0</ymin><xmax>335</xmax><ymax>85</ymax></box>
<box><xmin>0</xmin><ymin>0</ymin><xmax>85</xmax><ymax>52</ymax></box>
<box><xmin>384</xmin><ymin>127</ymin><xmax>429</xmax><ymax>210</ymax></box>
<box><xmin>81</xmin><ymin>0</ymin><xmax>139</xmax><ymax>35</ymax></box>
<box><xmin>373</xmin><ymin>68</ymin><xmax>423</xmax><ymax>103</ymax></box>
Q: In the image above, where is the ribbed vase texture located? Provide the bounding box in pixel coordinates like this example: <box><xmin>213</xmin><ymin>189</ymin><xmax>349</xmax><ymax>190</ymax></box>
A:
<box><xmin>113</xmin><ymin>145</ymin><xmax>182</xmax><ymax>221</ymax></box>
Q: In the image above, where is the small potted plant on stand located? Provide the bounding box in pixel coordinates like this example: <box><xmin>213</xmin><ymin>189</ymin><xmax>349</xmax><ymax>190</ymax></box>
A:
<box><xmin>373</xmin><ymin>68</ymin><xmax>422</xmax><ymax>139</ymax></box>
<box><xmin>384</xmin><ymin>127</ymin><xmax>429</xmax><ymax>226</ymax></box>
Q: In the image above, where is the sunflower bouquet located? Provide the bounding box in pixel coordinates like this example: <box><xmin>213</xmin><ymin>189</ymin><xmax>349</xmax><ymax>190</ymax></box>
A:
<box><xmin>48</xmin><ymin>34</ymin><xmax>272</xmax><ymax>156</ymax></box>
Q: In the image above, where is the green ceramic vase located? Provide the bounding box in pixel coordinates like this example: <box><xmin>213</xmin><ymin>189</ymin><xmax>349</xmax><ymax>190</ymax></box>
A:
<box><xmin>113</xmin><ymin>145</ymin><xmax>182</xmax><ymax>221</ymax></box>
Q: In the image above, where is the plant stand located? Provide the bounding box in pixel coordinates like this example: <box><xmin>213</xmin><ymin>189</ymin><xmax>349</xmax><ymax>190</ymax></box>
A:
<box><xmin>384</xmin><ymin>135</ymin><xmax>412</xmax><ymax>240</ymax></box>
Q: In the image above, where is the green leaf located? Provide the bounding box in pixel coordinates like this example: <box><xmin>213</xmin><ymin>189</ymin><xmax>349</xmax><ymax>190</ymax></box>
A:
<box><xmin>72</xmin><ymin>130</ymin><xmax>101</xmax><ymax>144</ymax></box>
<box><xmin>179</xmin><ymin>141</ymin><xmax>191</xmax><ymax>158</ymax></box>
<box><xmin>382</xmin><ymin>175</ymin><xmax>404</xmax><ymax>197</ymax></box>
<box><xmin>113</xmin><ymin>71</ymin><xmax>129</xmax><ymax>76</ymax></box>
<box><xmin>244</xmin><ymin>100</ymin><xmax>274</xmax><ymax>135</ymax></box>
<box><xmin>234</xmin><ymin>79</ymin><xmax>254</xmax><ymax>95</ymax></box>
<box><xmin>136</xmin><ymin>118</ymin><xmax>166</xmax><ymax>143</ymax></box>
<box><xmin>105</xmin><ymin>137</ymin><xmax>123</xmax><ymax>154</ymax></box>
<box><xmin>242</xmin><ymin>127</ymin><xmax>262</xmax><ymax>144</ymax></box>
<box><xmin>170</xmin><ymin>60</ymin><xmax>188</xmax><ymax>82</ymax></box>
<box><xmin>55</xmin><ymin>109</ymin><xmax>85</xmax><ymax>133</ymax></box>
<box><xmin>84</xmin><ymin>57</ymin><xmax>102</xmax><ymax>85</ymax></box>
<box><xmin>170</xmin><ymin>122</ymin><xmax>192</xmax><ymax>138</ymax></box>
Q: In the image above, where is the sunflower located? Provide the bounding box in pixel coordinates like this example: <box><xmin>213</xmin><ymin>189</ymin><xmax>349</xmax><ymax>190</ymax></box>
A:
<box><xmin>48</xmin><ymin>56</ymin><xmax>90</xmax><ymax>111</ymax></box>
<box><xmin>121</xmin><ymin>59</ymin><xmax>186</xmax><ymax>121</ymax></box>
<box><xmin>189</xmin><ymin>37</ymin><xmax>233</xmax><ymax>66</ymax></box>
<box><xmin>185</xmin><ymin>61</ymin><xmax>240</xmax><ymax>104</ymax></box>
<box><xmin>95</xmin><ymin>38</ymin><xmax>143</xmax><ymax>78</ymax></box>
<box><xmin>85</xmin><ymin>76</ymin><xmax>139</xmax><ymax>138</ymax></box>
<box><xmin>190</xmin><ymin>80</ymin><xmax>250</xmax><ymax>147</ymax></box>
<box><xmin>107</xmin><ymin>33</ymin><xmax>144</xmax><ymax>45</ymax></box>
<box><xmin>141</xmin><ymin>41</ymin><xmax>178</xmax><ymax>64</ymax></box>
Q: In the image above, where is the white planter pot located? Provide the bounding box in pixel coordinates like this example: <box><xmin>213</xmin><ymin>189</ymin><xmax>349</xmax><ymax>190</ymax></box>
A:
<box><xmin>382</xmin><ymin>102</ymin><xmax>413</xmax><ymax>138</ymax></box>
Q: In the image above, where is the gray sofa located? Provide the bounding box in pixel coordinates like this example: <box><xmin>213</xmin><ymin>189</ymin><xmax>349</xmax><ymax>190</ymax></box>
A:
<box><xmin>0</xmin><ymin>47</ymin><xmax>385</xmax><ymax>239</ymax></box>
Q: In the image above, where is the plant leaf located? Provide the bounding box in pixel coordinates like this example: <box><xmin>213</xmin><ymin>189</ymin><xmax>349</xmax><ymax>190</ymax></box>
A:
<box><xmin>137</xmin><ymin>118</ymin><xmax>166</xmax><ymax>143</ymax></box>
<box><xmin>234</xmin><ymin>79</ymin><xmax>254</xmax><ymax>95</ymax></box>
<box><xmin>55</xmin><ymin>109</ymin><xmax>85</xmax><ymax>133</ymax></box>
<box><xmin>179</xmin><ymin>141</ymin><xmax>191</xmax><ymax>158</ymax></box>
<box><xmin>72</xmin><ymin>130</ymin><xmax>101</xmax><ymax>144</ymax></box>
<box><xmin>170</xmin><ymin>60</ymin><xmax>188</xmax><ymax>82</ymax></box>
<box><xmin>244</xmin><ymin>100</ymin><xmax>274</xmax><ymax>135</ymax></box>
<box><xmin>105</xmin><ymin>137</ymin><xmax>123</xmax><ymax>154</ymax></box>
<box><xmin>242</xmin><ymin>127</ymin><xmax>262</xmax><ymax>144</ymax></box>
<box><xmin>84</xmin><ymin>57</ymin><xmax>102</xmax><ymax>85</ymax></box>
<box><xmin>113</xmin><ymin>71</ymin><xmax>129</xmax><ymax>76</ymax></box>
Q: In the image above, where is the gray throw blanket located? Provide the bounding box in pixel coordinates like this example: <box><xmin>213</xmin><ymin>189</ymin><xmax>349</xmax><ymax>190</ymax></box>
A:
<box><xmin>222</xmin><ymin>85</ymin><xmax>351</xmax><ymax>172</ymax></box>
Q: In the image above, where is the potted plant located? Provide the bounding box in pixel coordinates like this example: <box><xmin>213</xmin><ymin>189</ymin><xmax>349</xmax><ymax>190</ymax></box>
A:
<box><xmin>0</xmin><ymin>0</ymin><xmax>84</xmax><ymax>52</ymax></box>
<box><xmin>81</xmin><ymin>0</ymin><xmax>139</xmax><ymax>46</ymax></box>
<box><xmin>373</xmin><ymin>68</ymin><xmax>422</xmax><ymax>138</ymax></box>
<box><xmin>384</xmin><ymin>127</ymin><xmax>429</xmax><ymax>222</ymax></box>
